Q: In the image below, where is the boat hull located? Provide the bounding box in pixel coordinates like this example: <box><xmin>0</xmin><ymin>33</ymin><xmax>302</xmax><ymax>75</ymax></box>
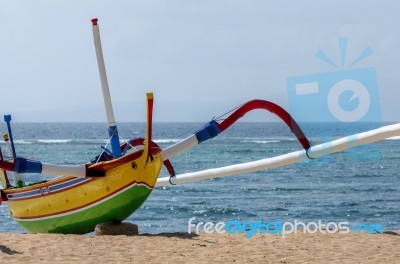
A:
<box><xmin>4</xmin><ymin>150</ymin><xmax>162</xmax><ymax>234</ymax></box>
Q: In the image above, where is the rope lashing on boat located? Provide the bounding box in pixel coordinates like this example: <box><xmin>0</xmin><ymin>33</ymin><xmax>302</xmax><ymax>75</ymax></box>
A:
<box><xmin>119</xmin><ymin>138</ymin><xmax>176</xmax><ymax>177</ymax></box>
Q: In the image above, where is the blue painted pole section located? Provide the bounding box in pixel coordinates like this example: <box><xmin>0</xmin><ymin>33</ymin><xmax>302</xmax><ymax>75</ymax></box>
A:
<box><xmin>195</xmin><ymin>120</ymin><xmax>222</xmax><ymax>143</ymax></box>
<box><xmin>109</xmin><ymin>125</ymin><xmax>122</xmax><ymax>158</ymax></box>
<box><xmin>3</xmin><ymin>115</ymin><xmax>17</xmax><ymax>158</ymax></box>
<box><xmin>14</xmin><ymin>158</ymin><xmax>42</xmax><ymax>173</ymax></box>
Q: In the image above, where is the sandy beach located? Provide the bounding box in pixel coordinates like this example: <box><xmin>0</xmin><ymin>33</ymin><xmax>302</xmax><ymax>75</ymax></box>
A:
<box><xmin>0</xmin><ymin>230</ymin><xmax>398</xmax><ymax>263</ymax></box>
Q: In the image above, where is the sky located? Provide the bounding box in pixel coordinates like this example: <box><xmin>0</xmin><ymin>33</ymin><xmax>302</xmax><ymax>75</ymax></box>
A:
<box><xmin>0</xmin><ymin>1</ymin><xmax>399</xmax><ymax>122</ymax></box>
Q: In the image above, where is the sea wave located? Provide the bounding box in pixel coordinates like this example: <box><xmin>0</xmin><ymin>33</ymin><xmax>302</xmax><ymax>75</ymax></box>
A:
<box><xmin>0</xmin><ymin>140</ymin><xmax>34</xmax><ymax>145</ymax></box>
<box><xmin>37</xmin><ymin>139</ymin><xmax>109</xmax><ymax>144</ymax></box>
<box><xmin>14</xmin><ymin>140</ymin><xmax>34</xmax><ymax>145</ymax></box>
<box><xmin>240</xmin><ymin>140</ymin><xmax>280</xmax><ymax>144</ymax></box>
<box><xmin>154</xmin><ymin>139</ymin><xmax>182</xmax><ymax>144</ymax></box>
<box><xmin>2</xmin><ymin>138</ymin><xmax>183</xmax><ymax>145</ymax></box>
<box><xmin>37</xmin><ymin>139</ymin><xmax>72</xmax><ymax>144</ymax></box>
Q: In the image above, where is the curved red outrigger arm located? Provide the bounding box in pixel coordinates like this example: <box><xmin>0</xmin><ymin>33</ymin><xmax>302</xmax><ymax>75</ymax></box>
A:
<box><xmin>195</xmin><ymin>99</ymin><xmax>311</xmax><ymax>150</ymax></box>
<box><xmin>218</xmin><ymin>100</ymin><xmax>311</xmax><ymax>150</ymax></box>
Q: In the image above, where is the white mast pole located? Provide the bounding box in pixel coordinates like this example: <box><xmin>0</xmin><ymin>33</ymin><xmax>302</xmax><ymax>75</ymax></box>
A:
<box><xmin>91</xmin><ymin>18</ymin><xmax>121</xmax><ymax>158</ymax></box>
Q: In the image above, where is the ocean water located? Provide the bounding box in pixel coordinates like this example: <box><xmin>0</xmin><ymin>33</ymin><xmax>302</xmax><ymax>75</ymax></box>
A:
<box><xmin>0</xmin><ymin>122</ymin><xmax>399</xmax><ymax>233</ymax></box>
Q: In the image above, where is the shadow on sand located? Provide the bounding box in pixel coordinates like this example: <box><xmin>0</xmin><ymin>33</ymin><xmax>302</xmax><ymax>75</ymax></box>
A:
<box><xmin>138</xmin><ymin>232</ymin><xmax>200</xmax><ymax>239</ymax></box>
<box><xmin>0</xmin><ymin>245</ymin><xmax>22</xmax><ymax>255</ymax></box>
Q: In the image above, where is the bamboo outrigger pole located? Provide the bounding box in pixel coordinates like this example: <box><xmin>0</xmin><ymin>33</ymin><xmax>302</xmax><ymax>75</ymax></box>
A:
<box><xmin>157</xmin><ymin>123</ymin><xmax>400</xmax><ymax>186</ymax></box>
<box><xmin>91</xmin><ymin>18</ymin><xmax>122</xmax><ymax>158</ymax></box>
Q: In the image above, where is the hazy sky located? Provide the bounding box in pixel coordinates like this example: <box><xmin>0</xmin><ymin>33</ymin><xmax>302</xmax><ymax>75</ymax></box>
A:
<box><xmin>0</xmin><ymin>1</ymin><xmax>399</xmax><ymax>122</ymax></box>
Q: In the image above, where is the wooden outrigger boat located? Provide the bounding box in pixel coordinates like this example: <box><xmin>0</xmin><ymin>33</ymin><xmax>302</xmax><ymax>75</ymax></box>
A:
<box><xmin>0</xmin><ymin>19</ymin><xmax>399</xmax><ymax>234</ymax></box>
<box><xmin>0</xmin><ymin>19</ymin><xmax>164</xmax><ymax>234</ymax></box>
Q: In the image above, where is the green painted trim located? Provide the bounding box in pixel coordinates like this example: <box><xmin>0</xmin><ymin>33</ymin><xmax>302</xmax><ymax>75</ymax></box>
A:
<box><xmin>15</xmin><ymin>185</ymin><xmax>152</xmax><ymax>234</ymax></box>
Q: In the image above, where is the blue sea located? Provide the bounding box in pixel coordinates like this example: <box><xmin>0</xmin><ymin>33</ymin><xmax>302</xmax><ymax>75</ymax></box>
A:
<box><xmin>0</xmin><ymin>122</ymin><xmax>399</xmax><ymax>233</ymax></box>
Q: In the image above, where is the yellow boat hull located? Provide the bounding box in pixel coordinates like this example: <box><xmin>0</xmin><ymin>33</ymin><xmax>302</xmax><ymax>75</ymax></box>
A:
<box><xmin>4</xmin><ymin>149</ymin><xmax>162</xmax><ymax>234</ymax></box>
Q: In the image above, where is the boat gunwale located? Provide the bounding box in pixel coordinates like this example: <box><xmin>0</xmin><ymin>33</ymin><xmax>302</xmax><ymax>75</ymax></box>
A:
<box><xmin>3</xmin><ymin>148</ymin><xmax>151</xmax><ymax>195</ymax></box>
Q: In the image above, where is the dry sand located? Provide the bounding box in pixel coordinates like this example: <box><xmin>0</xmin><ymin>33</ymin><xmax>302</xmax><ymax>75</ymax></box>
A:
<box><xmin>0</xmin><ymin>231</ymin><xmax>399</xmax><ymax>263</ymax></box>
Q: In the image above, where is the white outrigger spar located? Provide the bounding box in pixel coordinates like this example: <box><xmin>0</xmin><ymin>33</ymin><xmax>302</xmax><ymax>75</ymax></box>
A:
<box><xmin>156</xmin><ymin>123</ymin><xmax>400</xmax><ymax>187</ymax></box>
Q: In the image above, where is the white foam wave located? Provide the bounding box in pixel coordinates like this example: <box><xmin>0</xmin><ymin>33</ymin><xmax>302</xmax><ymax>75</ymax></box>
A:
<box><xmin>241</xmin><ymin>140</ymin><xmax>280</xmax><ymax>144</ymax></box>
<box><xmin>154</xmin><ymin>139</ymin><xmax>182</xmax><ymax>144</ymax></box>
<box><xmin>37</xmin><ymin>139</ymin><xmax>72</xmax><ymax>144</ymax></box>
<box><xmin>14</xmin><ymin>140</ymin><xmax>34</xmax><ymax>145</ymax></box>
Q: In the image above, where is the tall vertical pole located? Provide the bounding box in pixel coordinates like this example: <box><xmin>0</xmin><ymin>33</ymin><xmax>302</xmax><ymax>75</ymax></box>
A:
<box><xmin>3</xmin><ymin>115</ymin><xmax>16</xmax><ymax>158</ymax></box>
<box><xmin>0</xmin><ymin>147</ymin><xmax>11</xmax><ymax>189</ymax></box>
<box><xmin>3</xmin><ymin>115</ymin><xmax>25</xmax><ymax>187</ymax></box>
<box><xmin>91</xmin><ymin>18</ymin><xmax>121</xmax><ymax>158</ymax></box>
